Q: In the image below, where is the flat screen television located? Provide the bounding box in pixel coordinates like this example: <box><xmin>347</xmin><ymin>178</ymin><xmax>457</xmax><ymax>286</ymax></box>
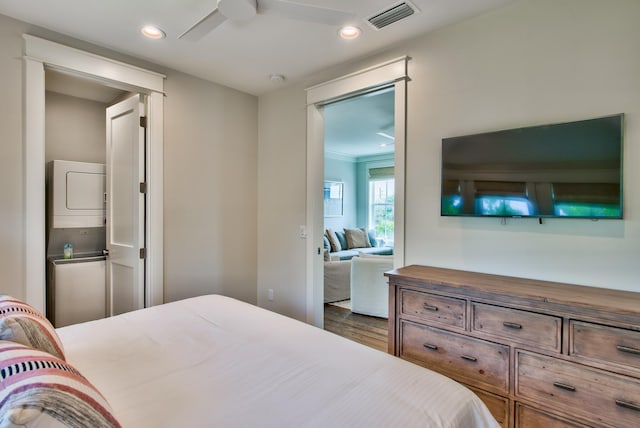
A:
<box><xmin>441</xmin><ymin>114</ymin><xmax>624</xmax><ymax>219</ymax></box>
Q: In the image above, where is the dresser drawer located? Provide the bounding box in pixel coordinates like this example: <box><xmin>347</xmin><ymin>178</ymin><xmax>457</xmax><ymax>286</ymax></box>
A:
<box><xmin>472</xmin><ymin>302</ymin><xmax>561</xmax><ymax>352</ymax></box>
<box><xmin>571</xmin><ymin>320</ymin><xmax>640</xmax><ymax>376</ymax></box>
<box><xmin>515</xmin><ymin>403</ymin><xmax>589</xmax><ymax>428</ymax></box>
<box><xmin>400</xmin><ymin>289</ymin><xmax>465</xmax><ymax>329</ymax></box>
<box><xmin>516</xmin><ymin>350</ymin><xmax>640</xmax><ymax>427</ymax></box>
<box><xmin>467</xmin><ymin>386</ymin><xmax>509</xmax><ymax>427</ymax></box>
<box><xmin>400</xmin><ymin>321</ymin><xmax>509</xmax><ymax>394</ymax></box>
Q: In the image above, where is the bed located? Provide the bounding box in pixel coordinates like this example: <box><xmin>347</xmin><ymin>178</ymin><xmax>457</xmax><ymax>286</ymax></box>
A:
<box><xmin>2</xmin><ymin>295</ymin><xmax>499</xmax><ymax>427</ymax></box>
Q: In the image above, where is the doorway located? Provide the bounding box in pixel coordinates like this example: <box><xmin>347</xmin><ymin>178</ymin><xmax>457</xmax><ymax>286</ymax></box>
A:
<box><xmin>323</xmin><ymin>87</ymin><xmax>396</xmax><ymax>248</ymax></box>
<box><xmin>44</xmin><ymin>71</ymin><xmax>130</xmax><ymax>326</ymax></box>
<box><xmin>305</xmin><ymin>57</ymin><xmax>408</xmax><ymax>328</ymax></box>
<box><xmin>322</xmin><ymin>87</ymin><xmax>396</xmax><ymax>333</ymax></box>
<box><xmin>23</xmin><ymin>35</ymin><xmax>164</xmax><ymax>314</ymax></box>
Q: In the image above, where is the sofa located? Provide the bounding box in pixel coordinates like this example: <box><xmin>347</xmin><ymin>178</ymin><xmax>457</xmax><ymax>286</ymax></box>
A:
<box><xmin>350</xmin><ymin>255</ymin><xmax>394</xmax><ymax>318</ymax></box>
<box><xmin>324</xmin><ymin>259</ymin><xmax>351</xmax><ymax>303</ymax></box>
<box><xmin>323</xmin><ymin>227</ymin><xmax>393</xmax><ymax>303</ymax></box>
<box><xmin>324</xmin><ymin>228</ymin><xmax>393</xmax><ymax>261</ymax></box>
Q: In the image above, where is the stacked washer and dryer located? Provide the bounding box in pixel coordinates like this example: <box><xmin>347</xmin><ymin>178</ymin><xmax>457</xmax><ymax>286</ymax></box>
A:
<box><xmin>46</xmin><ymin>160</ymin><xmax>107</xmax><ymax>328</ymax></box>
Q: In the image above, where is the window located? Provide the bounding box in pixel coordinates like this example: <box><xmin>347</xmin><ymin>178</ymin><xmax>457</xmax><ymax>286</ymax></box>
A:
<box><xmin>369</xmin><ymin>175</ymin><xmax>394</xmax><ymax>246</ymax></box>
<box><xmin>475</xmin><ymin>195</ymin><xmax>534</xmax><ymax>216</ymax></box>
<box><xmin>474</xmin><ymin>181</ymin><xmax>534</xmax><ymax>216</ymax></box>
<box><xmin>552</xmin><ymin>182</ymin><xmax>621</xmax><ymax>218</ymax></box>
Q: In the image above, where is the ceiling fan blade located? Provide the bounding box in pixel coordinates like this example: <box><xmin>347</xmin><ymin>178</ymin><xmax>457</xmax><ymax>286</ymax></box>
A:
<box><xmin>259</xmin><ymin>0</ymin><xmax>356</xmax><ymax>26</ymax></box>
<box><xmin>179</xmin><ymin>8</ymin><xmax>228</xmax><ymax>41</ymax></box>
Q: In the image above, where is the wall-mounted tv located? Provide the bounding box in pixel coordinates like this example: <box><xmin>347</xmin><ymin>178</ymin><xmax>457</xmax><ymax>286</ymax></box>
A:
<box><xmin>441</xmin><ymin>114</ymin><xmax>624</xmax><ymax>219</ymax></box>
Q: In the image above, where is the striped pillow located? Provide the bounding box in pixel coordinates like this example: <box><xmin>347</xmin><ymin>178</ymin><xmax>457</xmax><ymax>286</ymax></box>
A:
<box><xmin>0</xmin><ymin>296</ymin><xmax>65</xmax><ymax>360</ymax></box>
<box><xmin>0</xmin><ymin>341</ymin><xmax>121</xmax><ymax>428</ymax></box>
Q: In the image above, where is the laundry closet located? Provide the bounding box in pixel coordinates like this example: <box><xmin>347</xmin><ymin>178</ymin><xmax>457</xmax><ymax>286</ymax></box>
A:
<box><xmin>44</xmin><ymin>70</ymin><xmax>128</xmax><ymax>327</ymax></box>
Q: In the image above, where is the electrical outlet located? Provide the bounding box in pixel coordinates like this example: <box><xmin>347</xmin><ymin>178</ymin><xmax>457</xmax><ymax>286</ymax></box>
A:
<box><xmin>268</xmin><ymin>289</ymin><xmax>274</xmax><ymax>301</ymax></box>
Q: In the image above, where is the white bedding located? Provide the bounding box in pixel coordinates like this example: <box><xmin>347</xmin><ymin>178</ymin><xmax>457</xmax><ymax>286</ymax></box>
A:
<box><xmin>57</xmin><ymin>295</ymin><xmax>498</xmax><ymax>427</ymax></box>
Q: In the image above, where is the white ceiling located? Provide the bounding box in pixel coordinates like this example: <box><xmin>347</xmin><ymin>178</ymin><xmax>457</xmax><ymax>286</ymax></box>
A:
<box><xmin>0</xmin><ymin>0</ymin><xmax>515</xmax><ymax>96</ymax></box>
<box><xmin>324</xmin><ymin>87</ymin><xmax>396</xmax><ymax>159</ymax></box>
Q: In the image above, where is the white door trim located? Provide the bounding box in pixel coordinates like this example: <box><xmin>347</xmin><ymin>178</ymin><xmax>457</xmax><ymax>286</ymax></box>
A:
<box><xmin>23</xmin><ymin>35</ymin><xmax>165</xmax><ymax>312</ymax></box>
<box><xmin>305</xmin><ymin>56</ymin><xmax>408</xmax><ymax>327</ymax></box>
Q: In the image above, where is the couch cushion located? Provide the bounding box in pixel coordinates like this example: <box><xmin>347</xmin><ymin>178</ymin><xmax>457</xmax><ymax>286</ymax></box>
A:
<box><xmin>335</xmin><ymin>230</ymin><xmax>348</xmax><ymax>250</ymax></box>
<box><xmin>332</xmin><ymin>250</ymin><xmax>360</xmax><ymax>261</ymax></box>
<box><xmin>358</xmin><ymin>247</ymin><xmax>394</xmax><ymax>257</ymax></box>
<box><xmin>325</xmin><ymin>229</ymin><xmax>342</xmax><ymax>252</ymax></box>
<box><xmin>358</xmin><ymin>252</ymin><xmax>394</xmax><ymax>260</ymax></box>
<box><xmin>344</xmin><ymin>227</ymin><xmax>371</xmax><ymax>249</ymax></box>
<box><xmin>368</xmin><ymin>230</ymin><xmax>378</xmax><ymax>247</ymax></box>
<box><xmin>323</xmin><ymin>236</ymin><xmax>331</xmax><ymax>252</ymax></box>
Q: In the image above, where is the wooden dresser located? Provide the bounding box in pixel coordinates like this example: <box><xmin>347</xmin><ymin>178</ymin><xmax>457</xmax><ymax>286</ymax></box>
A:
<box><xmin>386</xmin><ymin>265</ymin><xmax>640</xmax><ymax>428</ymax></box>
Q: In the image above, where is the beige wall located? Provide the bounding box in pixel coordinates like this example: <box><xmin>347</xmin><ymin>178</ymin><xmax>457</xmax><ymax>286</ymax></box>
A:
<box><xmin>257</xmin><ymin>89</ymin><xmax>308</xmax><ymax>318</ymax></box>
<box><xmin>401</xmin><ymin>0</ymin><xmax>639</xmax><ymax>288</ymax></box>
<box><xmin>163</xmin><ymin>71</ymin><xmax>258</xmax><ymax>304</ymax></box>
<box><xmin>257</xmin><ymin>0</ymin><xmax>640</xmax><ymax>320</ymax></box>
<box><xmin>45</xmin><ymin>91</ymin><xmax>107</xmax><ymax>164</ymax></box>
<box><xmin>0</xmin><ymin>16</ymin><xmax>25</xmax><ymax>298</ymax></box>
<box><xmin>0</xmin><ymin>13</ymin><xmax>258</xmax><ymax>304</ymax></box>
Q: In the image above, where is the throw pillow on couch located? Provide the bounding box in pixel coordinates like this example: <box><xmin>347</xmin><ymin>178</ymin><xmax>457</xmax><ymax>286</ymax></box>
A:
<box><xmin>324</xmin><ymin>228</ymin><xmax>391</xmax><ymax>261</ymax></box>
<box><xmin>344</xmin><ymin>227</ymin><xmax>371</xmax><ymax>249</ymax></box>
<box><xmin>325</xmin><ymin>228</ymin><xmax>377</xmax><ymax>251</ymax></box>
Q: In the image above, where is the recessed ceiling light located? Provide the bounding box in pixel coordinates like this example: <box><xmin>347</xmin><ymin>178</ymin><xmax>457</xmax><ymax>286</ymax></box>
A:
<box><xmin>339</xmin><ymin>26</ymin><xmax>361</xmax><ymax>40</ymax></box>
<box><xmin>141</xmin><ymin>25</ymin><xmax>166</xmax><ymax>39</ymax></box>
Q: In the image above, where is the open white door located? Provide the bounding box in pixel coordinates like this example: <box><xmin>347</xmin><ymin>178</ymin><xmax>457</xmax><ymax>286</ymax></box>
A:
<box><xmin>106</xmin><ymin>95</ymin><xmax>145</xmax><ymax>316</ymax></box>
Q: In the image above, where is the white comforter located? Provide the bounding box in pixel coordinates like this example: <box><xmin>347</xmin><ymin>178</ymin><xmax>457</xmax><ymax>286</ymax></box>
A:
<box><xmin>58</xmin><ymin>295</ymin><xmax>498</xmax><ymax>428</ymax></box>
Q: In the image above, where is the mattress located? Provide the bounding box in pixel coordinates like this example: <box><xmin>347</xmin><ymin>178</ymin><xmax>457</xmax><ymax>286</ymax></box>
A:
<box><xmin>57</xmin><ymin>295</ymin><xmax>498</xmax><ymax>427</ymax></box>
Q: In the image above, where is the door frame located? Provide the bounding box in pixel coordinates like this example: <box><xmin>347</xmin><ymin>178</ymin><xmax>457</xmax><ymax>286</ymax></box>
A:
<box><xmin>23</xmin><ymin>34</ymin><xmax>165</xmax><ymax>312</ymax></box>
<box><xmin>305</xmin><ymin>57</ymin><xmax>408</xmax><ymax>327</ymax></box>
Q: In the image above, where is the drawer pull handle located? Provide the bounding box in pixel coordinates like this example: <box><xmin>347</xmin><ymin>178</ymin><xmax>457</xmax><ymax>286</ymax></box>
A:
<box><xmin>503</xmin><ymin>321</ymin><xmax>522</xmax><ymax>329</ymax></box>
<box><xmin>615</xmin><ymin>400</ymin><xmax>640</xmax><ymax>412</ymax></box>
<box><xmin>423</xmin><ymin>343</ymin><xmax>438</xmax><ymax>351</ymax></box>
<box><xmin>553</xmin><ymin>382</ymin><xmax>576</xmax><ymax>392</ymax></box>
<box><xmin>460</xmin><ymin>355</ymin><xmax>477</xmax><ymax>362</ymax></box>
<box><xmin>423</xmin><ymin>303</ymin><xmax>438</xmax><ymax>312</ymax></box>
<box><xmin>616</xmin><ymin>345</ymin><xmax>640</xmax><ymax>356</ymax></box>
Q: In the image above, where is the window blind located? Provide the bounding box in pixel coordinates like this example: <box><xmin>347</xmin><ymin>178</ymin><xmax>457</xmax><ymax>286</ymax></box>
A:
<box><xmin>553</xmin><ymin>183</ymin><xmax>620</xmax><ymax>204</ymax></box>
<box><xmin>474</xmin><ymin>181</ymin><xmax>526</xmax><ymax>196</ymax></box>
<box><xmin>369</xmin><ymin>166</ymin><xmax>394</xmax><ymax>179</ymax></box>
<box><xmin>441</xmin><ymin>180</ymin><xmax>460</xmax><ymax>196</ymax></box>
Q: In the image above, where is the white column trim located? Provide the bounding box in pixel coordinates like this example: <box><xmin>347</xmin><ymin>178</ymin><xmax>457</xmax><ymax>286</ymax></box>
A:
<box><xmin>23</xmin><ymin>35</ymin><xmax>165</xmax><ymax>93</ymax></box>
<box><xmin>306</xmin><ymin>56</ymin><xmax>408</xmax><ymax>105</ymax></box>
<box><xmin>146</xmin><ymin>91</ymin><xmax>164</xmax><ymax>307</ymax></box>
<box><xmin>305</xmin><ymin>104</ymin><xmax>325</xmax><ymax>327</ymax></box>
<box><xmin>23</xmin><ymin>57</ymin><xmax>46</xmax><ymax>310</ymax></box>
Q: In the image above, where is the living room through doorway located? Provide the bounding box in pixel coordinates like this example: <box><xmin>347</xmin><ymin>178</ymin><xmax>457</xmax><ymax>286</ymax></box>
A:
<box><xmin>322</xmin><ymin>86</ymin><xmax>395</xmax><ymax>345</ymax></box>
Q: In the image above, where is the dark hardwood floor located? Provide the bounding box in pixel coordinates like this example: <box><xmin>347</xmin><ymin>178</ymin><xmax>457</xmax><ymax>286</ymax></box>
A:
<box><xmin>323</xmin><ymin>303</ymin><xmax>388</xmax><ymax>352</ymax></box>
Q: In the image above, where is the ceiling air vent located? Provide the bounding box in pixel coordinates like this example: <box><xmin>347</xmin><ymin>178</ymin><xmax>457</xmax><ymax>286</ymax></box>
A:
<box><xmin>367</xmin><ymin>1</ymin><xmax>417</xmax><ymax>30</ymax></box>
